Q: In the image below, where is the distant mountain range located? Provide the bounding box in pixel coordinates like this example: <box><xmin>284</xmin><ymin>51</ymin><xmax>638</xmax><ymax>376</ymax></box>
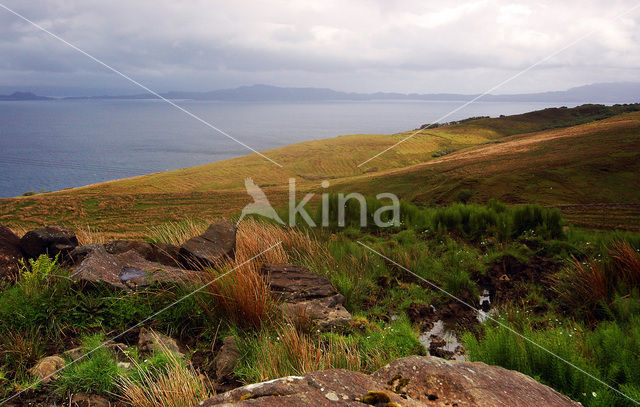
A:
<box><xmin>2</xmin><ymin>82</ymin><xmax>639</xmax><ymax>103</ymax></box>
<box><xmin>0</xmin><ymin>91</ymin><xmax>52</xmax><ymax>101</ymax></box>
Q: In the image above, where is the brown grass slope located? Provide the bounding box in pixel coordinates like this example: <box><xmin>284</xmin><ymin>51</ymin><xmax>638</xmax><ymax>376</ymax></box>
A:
<box><xmin>1</xmin><ymin>105</ymin><xmax>639</xmax><ymax>237</ymax></box>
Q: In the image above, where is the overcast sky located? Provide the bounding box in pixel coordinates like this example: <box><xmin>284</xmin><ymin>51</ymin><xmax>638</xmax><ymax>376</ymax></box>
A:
<box><xmin>1</xmin><ymin>0</ymin><xmax>639</xmax><ymax>96</ymax></box>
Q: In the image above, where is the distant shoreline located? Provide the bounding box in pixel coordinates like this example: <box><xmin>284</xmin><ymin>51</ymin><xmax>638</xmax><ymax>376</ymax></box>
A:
<box><xmin>1</xmin><ymin>82</ymin><xmax>639</xmax><ymax>103</ymax></box>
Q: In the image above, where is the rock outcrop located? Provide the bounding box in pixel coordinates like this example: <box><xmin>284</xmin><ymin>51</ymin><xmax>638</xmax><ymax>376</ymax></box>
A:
<box><xmin>180</xmin><ymin>221</ymin><xmax>236</xmax><ymax>268</ymax></box>
<box><xmin>0</xmin><ymin>224</ymin><xmax>24</xmax><ymax>280</ymax></box>
<box><xmin>19</xmin><ymin>225</ymin><xmax>78</xmax><ymax>260</ymax></box>
<box><xmin>70</xmin><ymin>244</ymin><xmax>203</xmax><ymax>289</ymax></box>
<box><xmin>200</xmin><ymin>355</ymin><xmax>581</xmax><ymax>407</ymax></box>
<box><xmin>261</xmin><ymin>264</ymin><xmax>352</xmax><ymax>330</ymax></box>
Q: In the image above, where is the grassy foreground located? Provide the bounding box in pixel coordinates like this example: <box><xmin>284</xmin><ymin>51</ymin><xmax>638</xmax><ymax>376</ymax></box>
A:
<box><xmin>1</xmin><ymin>104</ymin><xmax>639</xmax><ymax>237</ymax></box>
<box><xmin>1</xmin><ymin>203</ymin><xmax>640</xmax><ymax>406</ymax></box>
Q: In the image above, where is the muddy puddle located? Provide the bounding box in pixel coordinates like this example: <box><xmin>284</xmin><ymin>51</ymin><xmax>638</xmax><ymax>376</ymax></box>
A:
<box><xmin>420</xmin><ymin>289</ymin><xmax>497</xmax><ymax>361</ymax></box>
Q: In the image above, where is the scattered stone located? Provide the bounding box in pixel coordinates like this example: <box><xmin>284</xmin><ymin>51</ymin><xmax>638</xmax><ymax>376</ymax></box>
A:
<box><xmin>28</xmin><ymin>355</ymin><xmax>65</xmax><ymax>384</ymax></box>
<box><xmin>19</xmin><ymin>225</ymin><xmax>78</xmax><ymax>260</ymax></box>
<box><xmin>214</xmin><ymin>336</ymin><xmax>241</xmax><ymax>384</ymax></box>
<box><xmin>70</xmin><ymin>393</ymin><xmax>111</xmax><ymax>407</ymax></box>
<box><xmin>263</xmin><ymin>263</ymin><xmax>337</xmax><ymax>301</ymax></box>
<box><xmin>180</xmin><ymin>221</ymin><xmax>236</xmax><ymax>268</ymax></box>
<box><xmin>261</xmin><ymin>264</ymin><xmax>352</xmax><ymax>330</ymax></box>
<box><xmin>70</xmin><ymin>244</ymin><xmax>204</xmax><ymax>290</ymax></box>
<box><xmin>201</xmin><ymin>355</ymin><xmax>581</xmax><ymax>406</ymax></box>
<box><xmin>138</xmin><ymin>327</ymin><xmax>182</xmax><ymax>356</ymax></box>
<box><xmin>0</xmin><ymin>224</ymin><xmax>24</xmax><ymax>280</ymax></box>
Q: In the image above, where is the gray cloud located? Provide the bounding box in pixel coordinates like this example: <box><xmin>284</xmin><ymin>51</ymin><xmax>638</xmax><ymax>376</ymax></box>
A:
<box><xmin>0</xmin><ymin>0</ymin><xmax>639</xmax><ymax>95</ymax></box>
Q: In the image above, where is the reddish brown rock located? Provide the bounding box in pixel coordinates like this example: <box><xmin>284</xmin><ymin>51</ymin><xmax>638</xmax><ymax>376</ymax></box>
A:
<box><xmin>200</xmin><ymin>355</ymin><xmax>581</xmax><ymax>407</ymax></box>
<box><xmin>261</xmin><ymin>264</ymin><xmax>337</xmax><ymax>301</ymax></box>
<box><xmin>201</xmin><ymin>369</ymin><xmax>417</xmax><ymax>407</ymax></box>
<box><xmin>214</xmin><ymin>336</ymin><xmax>241</xmax><ymax>384</ymax></box>
<box><xmin>138</xmin><ymin>327</ymin><xmax>182</xmax><ymax>356</ymax></box>
<box><xmin>70</xmin><ymin>393</ymin><xmax>110</xmax><ymax>407</ymax></box>
<box><xmin>70</xmin><ymin>244</ymin><xmax>204</xmax><ymax>289</ymax></box>
<box><xmin>19</xmin><ymin>225</ymin><xmax>78</xmax><ymax>260</ymax></box>
<box><xmin>371</xmin><ymin>356</ymin><xmax>581</xmax><ymax>407</ymax></box>
<box><xmin>0</xmin><ymin>224</ymin><xmax>24</xmax><ymax>280</ymax></box>
<box><xmin>103</xmin><ymin>240</ymin><xmax>182</xmax><ymax>268</ymax></box>
<box><xmin>28</xmin><ymin>355</ymin><xmax>65</xmax><ymax>384</ymax></box>
<box><xmin>180</xmin><ymin>221</ymin><xmax>236</xmax><ymax>268</ymax></box>
<box><xmin>261</xmin><ymin>264</ymin><xmax>352</xmax><ymax>330</ymax></box>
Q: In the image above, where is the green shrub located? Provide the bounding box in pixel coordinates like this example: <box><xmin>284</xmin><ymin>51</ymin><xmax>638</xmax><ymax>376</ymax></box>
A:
<box><xmin>456</xmin><ymin>189</ymin><xmax>473</xmax><ymax>204</ymax></box>
<box><xmin>55</xmin><ymin>334</ymin><xmax>121</xmax><ymax>396</ymax></box>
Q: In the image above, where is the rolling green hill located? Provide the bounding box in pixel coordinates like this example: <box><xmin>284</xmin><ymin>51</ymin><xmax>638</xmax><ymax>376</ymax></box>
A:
<box><xmin>1</xmin><ymin>104</ymin><xmax>639</xmax><ymax>237</ymax></box>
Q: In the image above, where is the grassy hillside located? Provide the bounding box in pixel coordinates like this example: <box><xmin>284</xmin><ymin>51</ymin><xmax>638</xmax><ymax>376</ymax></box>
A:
<box><xmin>1</xmin><ymin>104</ymin><xmax>639</xmax><ymax>237</ymax></box>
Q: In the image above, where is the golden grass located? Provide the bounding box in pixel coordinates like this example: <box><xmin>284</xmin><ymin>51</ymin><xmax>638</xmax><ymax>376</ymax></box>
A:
<box><xmin>201</xmin><ymin>218</ymin><xmax>326</xmax><ymax>329</ymax></box>
<box><xmin>246</xmin><ymin>323</ymin><xmax>363</xmax><ymax>382</ymax></box>
<box><xmin>117</xmin><ymin>334</ymin><xmax>213</xmax><ymax>407</ymax></box>
<box><xmin>73</xmin><ymin>224</ymin><xmax>109</xmax><ymax>245</ymax></box>
<box><xmin>609</xmin><ymin>240</ymin><xmax>640</xmax><ymax>287</ymax></box>
<box><xmin>551</xmin><ymin>240</ymin><xmax>640</xmax><ymax>319</ymax></box>
<box><xmin>551</xmin><ymin>258</ymin><xmax>609</xmax><ymax>314</ymax></box>
<box><xmin>147</xmin><ymin>218</ymin><xmax>212</xmax><ymax>246</ymax></box>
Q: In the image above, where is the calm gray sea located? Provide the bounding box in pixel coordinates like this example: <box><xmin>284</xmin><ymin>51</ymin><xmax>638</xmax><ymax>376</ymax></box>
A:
<box><xmin>0</xmin><ymin>99</ymin><xmax>582</xmax><ymax>198</ymax></box>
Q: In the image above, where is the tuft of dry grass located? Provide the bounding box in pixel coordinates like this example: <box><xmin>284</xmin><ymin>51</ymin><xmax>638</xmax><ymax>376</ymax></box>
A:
<box><xmin>0</xmin><ymin>329</ymin><xmax>45</xmax><ymax>375</ymax></box>
<box><xmin>551</xmin><ymin>240</ymin><xmax>640</xmax><ymax>318</ymax></box>
<box><xmin>117</xmin><ymin>334</ymin><xmax>213</xmax><ymax>407</ymax></box>
<box><xmin>73</xmin><ymin>224</ymin><xmax>109</xmax><ymax>245</ymax></box>
<box><xmin>609</xmin><ymin>240</ymin><xmax>640</xmax><ymax>287</ymax></box>
<box><xmin>551</xmin><ymin>258</ymin><xmax>608</xmax><ymax>314</ymax></box>
<box><xmin>201</xmin><ymin>218</ymin><xmax>325</xmax><ymax>330</ymax></box>
<box><xmin>146</xmin><ymin>218</ymin><xmax>212</xmax><ymax>246</ymax></box>
<box><xmin>242</xmin><ymin>323</ymin><xmax>363</xmax><ymax>382</ymax></box>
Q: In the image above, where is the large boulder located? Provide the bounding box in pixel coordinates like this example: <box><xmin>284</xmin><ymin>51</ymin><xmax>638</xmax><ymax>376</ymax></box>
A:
<box><xmin>200</xmin><ymin>355</ymin><xmax>581</xmax><ymax>407</ymax></box>
<box><xmin>103</xmin><ymin>240</ymin><xmax>182</xmax><ymax>268</ymax></box>
<box><xmin>371</xmin><ymin>356</ymin><xmax>581</xmax><ymax>406</ymax></box>
<box><xmin>70</xmin><ymin>244</ymin><xmax>204</xmax><ymax>290</ymax></box>
<box><xmin>261</xmin><ymin>264</ymin><xmax>352</xmax><ymax>330</ymax></box>
<box><xmin>180</xmin><ymin>221</ymin><xmax>236</xmax><ymax>269</ymax></box>
<box><xmin>19</xmin><ymin>225</ymin><xmax>78</xmax><ymax>260</ymax></box>
<box><xmin>0</xmin><ymin>224</ymin><xmax>24</xmax><ymax>280</ymax></box>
